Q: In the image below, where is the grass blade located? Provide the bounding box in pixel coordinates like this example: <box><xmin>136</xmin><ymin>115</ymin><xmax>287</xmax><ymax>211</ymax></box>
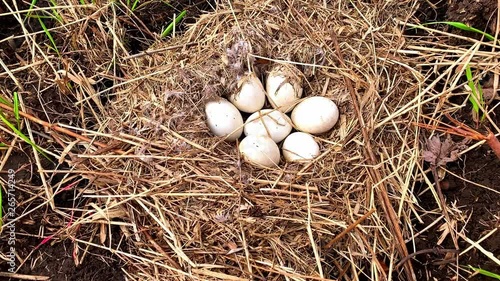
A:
<box><xmin>131</xmin><ymin>0</ymin><xmax>140</xmax><ymax>11</ymax></box>
<box><xmin>465</xmin><ymin>66</ymin><xmax>480</xmax><ymax>114</ymax></box>
<box><xmin>37</xmin><ymin>17</ymin><xmax>60</xmax><ymax>56</ymax></box>
<box><xmin>26</xmin><ymin>0</ymin><xmax>38</xmax><ymax>19</ymax></box>
<box><xmin>465</xmin><ymin>65</ymin><xmax>485</xmax><ymax>123</ymax></box>
<box><xmin>161</xmin><ymin>10</ymin><xmax>186</xmax><ymax>38</ymax></box>
<box><xmin>423</xmin><ymin>21</ymin><xmax>495</xmax><ymax>41</ymax></box>
<box><xmin>0</xmin><ymin>111</ymin><xmax>50</xmax><ymax>161</ymax></box>
<box><xmin>468</xmin><ymin>266</ymin><xmax>500</xmax><ymax>280</ymax></box>
<box><xmin>0</xmin><ymin>96</ymin><xmax>13</xmax><ymax>106</ymax></box>
<box><xmin>13</xmin><ymin>92</ymin><xmax>20</xmax><ymax>129</ymax></box>
<box><xmin>47</xmin><ymin>0</ymin><xmax>63</xmax><ymax>23</ymax></box>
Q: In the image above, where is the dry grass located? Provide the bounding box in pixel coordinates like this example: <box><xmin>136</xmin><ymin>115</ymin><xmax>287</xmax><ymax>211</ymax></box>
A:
<box><xmin>0</xmin><ymin>0</ymin><xmax>499</xmax><ymax>280</ymax></box>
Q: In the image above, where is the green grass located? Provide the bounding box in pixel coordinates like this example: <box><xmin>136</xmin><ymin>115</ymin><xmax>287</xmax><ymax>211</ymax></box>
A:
<box><xmin>26</xmin><ymin>0</ymin><xmax>38</xmax><ymax>19</ymax></box>
<box><xmin>126</xmin><ymin>0</ymin><xmax>140</xmax><ymax>12</ymax></box>
<box><xmin>47</xmin><ymin>0</ymin><xmax>63</xmax><ymax>23</ymax></box>
<box><xmin>0</xmin><ymin>96</ymin><xmax>12</xmax><ymax>148</ymax></box>
<box><xmin>130</xmin><ymin>0</ymin><xmax>140</xmax><ymax>11</ymax></box>
<box><xmin>414</xmin><ymin>20</ymin><xmax>490</xmax><ymax>123</ymax></box>
<box><xmin>13</xmin><ymin>92</ymin><xmax>20</xmax><ymax>129</ymax></box>
<box><xmin>422</xmin><ymin>21</ymin><xmax>496</xmax><ymax>41</ymax></box>
<box><xmin>0</xmin><ymin>94</ymin><xmax>50</xmax><ymax>161</ymax></box>
<box><xmin>465</xmin><ymin>65</ymin><xmax>485</xmax><ymax>123</ymax></box>
<box><xmin>161</xmin><ymin>10</ymin><xmax>186</xmax><ymax>38</ymax></box>
<box><xmin>0</xmin><ymin>96</ymin><xmax>13</xmax><ymax>107</ymax></box>
<box><xmin>37</xmin><ymin>17</ymin><xmax>60</xmax><ymax>56</ymax></box>
<box><xmin>468</xmin><ymin>266</ymin><xmax>500</xmax><ymax>280</ymax></box>
<box><xmin>0</xmin><ymin>111</ymin><xmax>48</xmax><ymax>159</ymax></box>
<box><xmin>25</xmin><ymin>0</ymin><xmax>62</xmax><ymax>56</ymax></box>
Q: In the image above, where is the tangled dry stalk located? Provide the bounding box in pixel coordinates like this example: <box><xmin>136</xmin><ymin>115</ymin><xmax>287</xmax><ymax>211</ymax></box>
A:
<box><xmin>0</xmin><ymin>0</ymin><xmax>499</xmax><ymax>280</ymax></box>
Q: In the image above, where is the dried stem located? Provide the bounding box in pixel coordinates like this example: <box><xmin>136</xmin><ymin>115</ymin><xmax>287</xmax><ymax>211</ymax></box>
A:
<box><xmin>331</xmin><ymin>33</ymin><xmax>416</xmax><ymax>281</ymax></box>
<box><xmin>415</xmin><ymin>113</ymin><xmax>500</xmax><ymax>160</ymax></box>
<box><xmin>0</xmin><ymin>102</ymin><xmax>125</xmax><ymax>154</ymax></box>
<box><xmin>325</xmin><ymin>208</ymin><xmax>376</xmax><ymax>249</ymax></box>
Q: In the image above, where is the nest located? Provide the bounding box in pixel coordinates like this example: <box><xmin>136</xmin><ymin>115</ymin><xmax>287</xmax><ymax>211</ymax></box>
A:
<box><xmin>14</xmin><ymin>0</ymin><xmax>427</xmax><ymax>280</ymax></box>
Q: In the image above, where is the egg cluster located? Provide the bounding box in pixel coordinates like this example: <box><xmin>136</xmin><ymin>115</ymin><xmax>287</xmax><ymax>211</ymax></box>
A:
<box><xmin>205</xmin><ymin>63</ymin><xmax>339</xmax><ymax>168</ymax></box>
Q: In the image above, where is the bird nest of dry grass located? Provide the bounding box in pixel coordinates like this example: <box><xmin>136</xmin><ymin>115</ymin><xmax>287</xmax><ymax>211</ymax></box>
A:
<box><xmin>3</xmin><ymin>0</ymin><xmax>499</xmax><ymax>280</ymax></box>
<box><xmin>69</xmin><ymin>1</ymin><xmax>421</xmax><ymax>279</ymax></box>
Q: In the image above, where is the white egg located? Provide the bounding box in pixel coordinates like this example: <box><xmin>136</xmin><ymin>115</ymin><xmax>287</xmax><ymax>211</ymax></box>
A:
<box><xmin>205</xmin><ymin>99</ymin><xmax>243</xmax><ymax>141</ymax></box>
<box><xmin>229</xmin><ymin>72</ymin><xmax>266</xmax><ymax>113</ymax></box>
<box><xmin>291</xmin><ymin>96</ymin><xmax>339</xmax><ymax>135</ymax></box>
<box><xmin>266</xmin><ymin>64</ymin><xmax>303</xmax><ymax>113</ymax></box>
<box><xmin>244</xmin><ymin>109</ymin><xmax>292</xmax><ymax>143</ymax></box>
<box><xmin>239</xmin><ymin>135</ymin><xmax>280</xmax><ymax>168</ymax></box>
<box><xmin>282</xmin><ymin>132</ymin><xmax>320</xmax><ymax>162</ymax></box>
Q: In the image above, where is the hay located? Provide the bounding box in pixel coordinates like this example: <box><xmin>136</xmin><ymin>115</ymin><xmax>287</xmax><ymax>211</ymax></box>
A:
<box><xmin>0</xmin><ymin>0</ymin><xmax>436</xmax><ymax>280</ymax></box>
<box><xmin>60</xmin><ymin>1</ymin><xmax>425</xmax><ymax>280</ymax></box>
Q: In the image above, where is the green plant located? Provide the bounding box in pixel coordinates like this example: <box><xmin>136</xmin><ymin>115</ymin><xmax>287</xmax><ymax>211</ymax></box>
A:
<box><xmin>0</xmin><ymin>94</ymin><xmax>49</xmax><ymax>160</ymax></box>
<box><xmin>468</xmin><ymin>265</ymin><xmax>500</xmax><ymax>280</ymax></box>
<box><xmin>37</xmin><ymin>17</ymin><xmax>60</xmax><ymax>55</ymax></box>
<box><xmin>125</xmin><ymin>0</ymin><xmax>140</xmax><ymax>12</ymax></box>
<box><xmin>13</xmin><ymin>92</ymin><xmax>20</xmax><ymax>128</ymax></box>
<box><xmin>161</xmin><ymin>10</ymin><xmax>186</xmax><ymax>38</ymax></box>
<box><xmin>464</xmin><ymin>65</ymin><xmax>485</xmax><ymax>124</ymax></box>
<box><xmin>423</xmin><ymin>21</ymin><xmax>496</xmax><ymax>41</ymax></box>
<box><xmin>413</xmin><ymin>21</ymin><xmax>490</xmax><ymax>125</ymax></box>
<box><xmin>26</xmin><ymin>0</ymin><xmax>62</xmax><ymax>55</ymax></box>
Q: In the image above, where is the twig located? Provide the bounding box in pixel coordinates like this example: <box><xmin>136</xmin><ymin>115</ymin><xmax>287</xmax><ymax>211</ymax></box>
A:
<box><xmin>0</xmin><ymin>272</ymin><xmax>49</xmax><ymax>280</ymax></box>
<box><xmin>331</xmin><ymin>33</ymin><xmax>416</xmax><ymax>281</ymax></box>
<box><xmin>430</xmin><ymin>165</ymin><xmax>459</xmax><ymax>249</ymax></box>
<box><xmin>122</xmin><ymin>43</ymin><xmax>197</xmax><ymax>60</ymax></box>
<box><xmin>0</xmin><ymin>102</ymin><xmax>125</xmax><ymax>154</ymax></box>
<box><xmin>416</xmin><ymin>113</ymin><xmax>500</xmax><ymax>159</ymax></box>
<box><xmin>141</xmin><ymin>225</ymin><xmax>182</xmax><ymax>270</ymax></box>
<box><xmin>395</xmin><ymin>248</ymin><xmax>459</xmax><ymax>270</ymax></box>
<box><xmin>325</xmin><ymin>208</ymin><xmax>376</xmax><ymax>249</ymax></box>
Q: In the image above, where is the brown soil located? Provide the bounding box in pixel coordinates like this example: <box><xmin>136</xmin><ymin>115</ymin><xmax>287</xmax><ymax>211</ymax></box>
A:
<box><xmin>417</xmin><ymin>0</ymin><xmax>497</xmax><ymax>39</ymax></box>
<box><xmin>411</xmin><ymin>1</ymin><xmax>500</xmax><ymax>279</ymax></box>
<box><xmin>414</xmin><ymin>139</ymin><xmax>500</xmax><ymax>280</ymax></box>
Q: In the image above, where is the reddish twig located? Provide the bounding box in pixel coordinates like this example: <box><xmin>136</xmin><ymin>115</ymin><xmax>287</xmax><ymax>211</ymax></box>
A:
<box><xmin>0</xmin><ymin>102</ymin><xmax>125</xmax><ymax>154</ymax></box>
<box><xmin>414</xmin><ymin>113</ymin><xmax>500</xmax><ymax>159</ymax></box>
<box><xmin>325</xmin><ymin>208</ymin><xmax>376</xmax><ymax>249</ymax></box>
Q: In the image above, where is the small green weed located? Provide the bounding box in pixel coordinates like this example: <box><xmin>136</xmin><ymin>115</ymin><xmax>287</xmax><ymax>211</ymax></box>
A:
<box><xmin>423</xmin><ymin>21</ymin><xmax>495</xmax><ymax>41</ymax></box>
<box><xmin>0</xmin><ymin>96</ymin><xmax>13</xmax><ymax>107</ymax></box>
<box><xmin>413</xmin><ymin>21</ymin><xmax>491</xmax><ymax>125</ymax></box>
<box><xmin>468</xmin><ymin>266</ymin><xmax>500</xmax><ymax>280</ymax></box>
<box><xmin>26</xmin><ymin>0</ymin><xmax>62</xmax><ymax>55</ymax></box>
<box><xmin>161</xmin><ymin>10</ymin><xmax>187</xmax><ymax>38</ymax></box>
<box><xmin>464</xmin><ymin>65</ymin><xmax>485</xmax><ymax>124</ymax></box>
<box><xmin>13</xmin><ymin>92</ymin><xmax>20</xmax><ymax>128</ymax></box>
<box><xmin>0</xmin><ymin>94</ymin><xmax>49</xmax><ymax>160</ymax></box>
<box><xmin>37</xmin><ymin>17</ymin><xmax>60</xmax><ymax>55</ymax></box>
<box><xmin>125</xmin><ymin>0</ymin><xmax>140</xmax><ymax>12</ymax></box>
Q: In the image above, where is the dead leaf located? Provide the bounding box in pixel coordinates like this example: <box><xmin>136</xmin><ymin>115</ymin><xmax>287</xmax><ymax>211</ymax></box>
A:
<box><xmin>214</xmin><ymin>212</ymin><xmax>230</xmax><ymax>223</ymax></box>
<box><xmin>226</xmin><ymin>241</ymin><xmax>242</xmax><ymax>255</ymax></box>
<box><xmin>227</xmin><ymin>241</ymin><xmax>237</xmax><ymax>250</ymax></box>
<box><xmin>423</xmin><ymin>135</ymin><xmax>468</xmax><ymax>166</ymax></box>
